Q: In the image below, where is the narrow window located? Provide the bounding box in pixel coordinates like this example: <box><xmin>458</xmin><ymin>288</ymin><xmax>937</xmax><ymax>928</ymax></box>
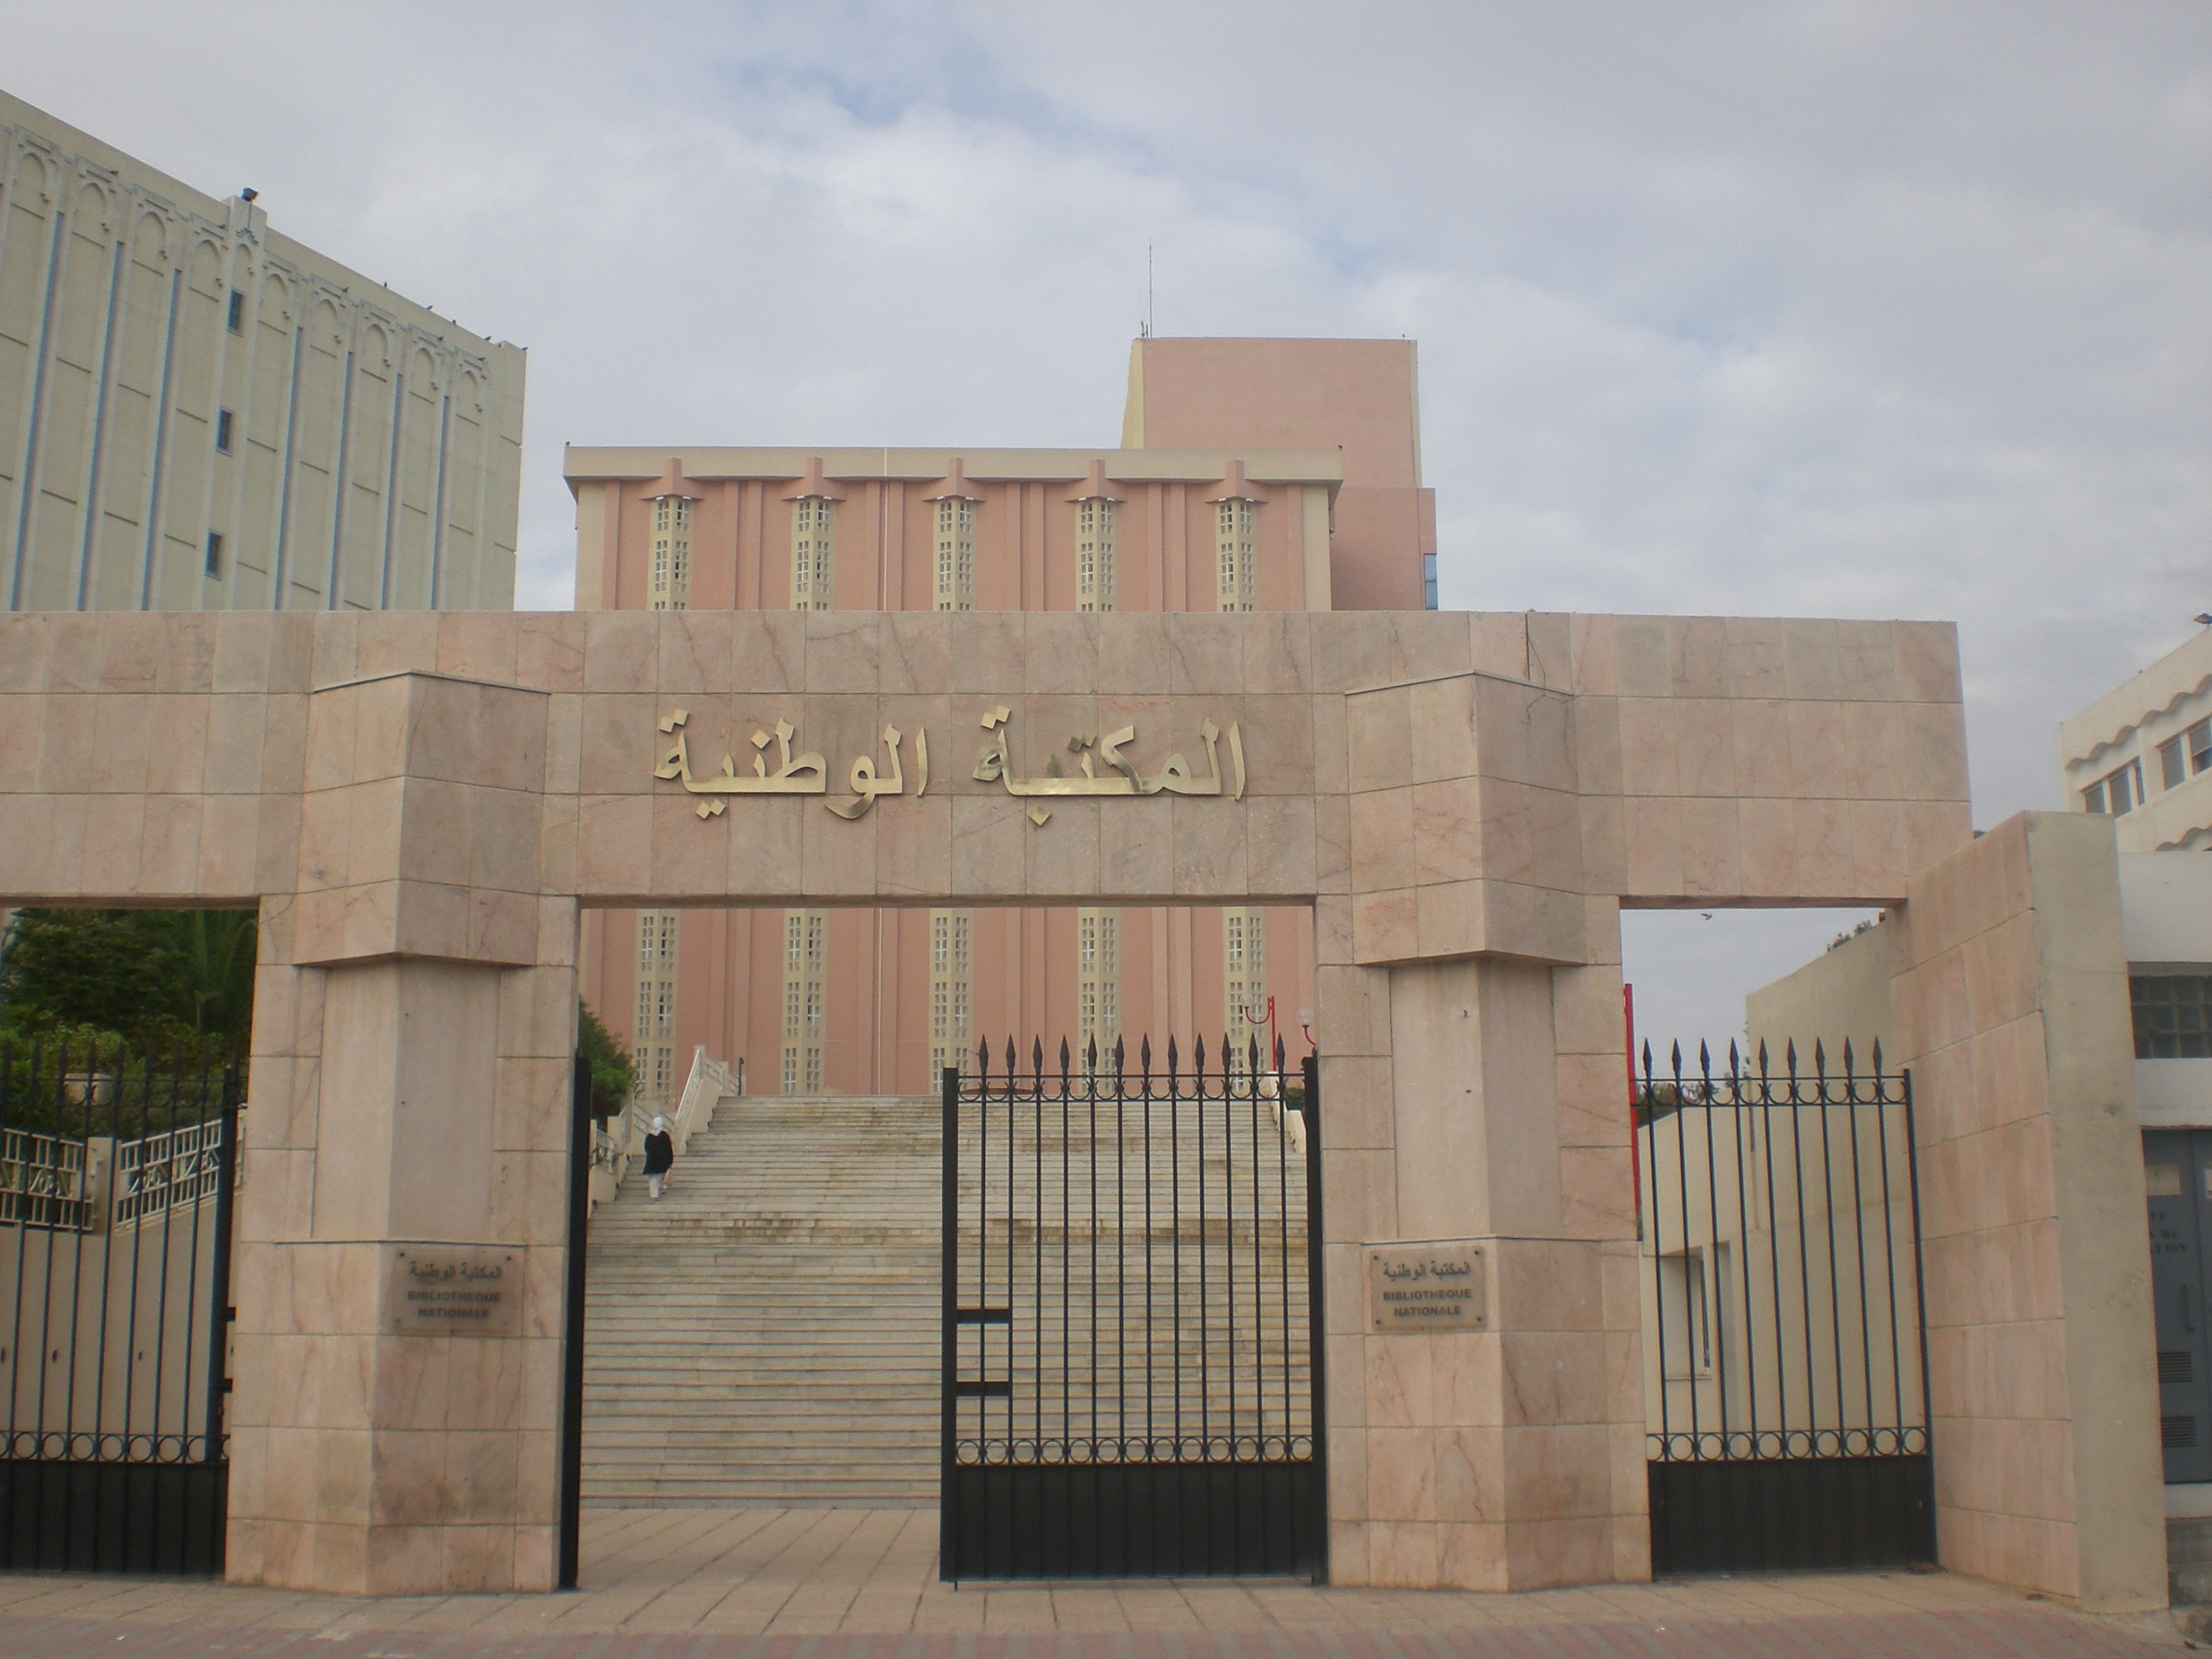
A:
<box><xmin>2082</xmin><ymin>780</ymin><xmax>2107</xmax><ymax>815</ymax></box>
<box><xmin>1658</xmin><ymin>1249</ymin><xmax>1716</xmax><ymax>1379</ymax></box>
<box><xmin>2162</xmin><ymin>737</ymin><xmax>2186</xmax><ymax>791</ymax></box>
<box><xmin>933</xmin><ymin>498</ymin><xmax>976</xmax><ymax>611</ymax></box>
<box><xmin>930</xmin><ymin>910</ymin><xmax>974</xmax><ymax>1079</ymax></box>
<box><xmin>634</xmin><ymin>911</ymin><xmax>679</xmax><ymax>1109</ymax></box>
<box><xmin>1215</xmin><ymin>499</ymin><xmax>1256</xmax><ymax>613</ymax></box>
<box><xmin>226</xmin><ymin>290</ymin><xmax>244</xmax><ymax>334</ymax></box>
<box><xmin>782</xmin><ymin>910</ymin><xmax>827</xmax><ymax>1093</ymax></box>
<box><xmin>1224</xmin><ymin>908</ymin><xmax>1266</xmax><ymax>1069</ymax></box>
<box><xmin>203</xmin><ymin>531</ymin><xmax>224</xmax><ymax>578</ymax></box>
<box><xmin>1423</xmin><ymin>553</ymin><xmax>1439</xmax><ymax>610</ymax></box>
<box><xmin>1077</xmin><ymin>499</ymin><xmax>1116</xmax><ymax>612</ymax></box>
<box><xmin>647</xmin><ymin>494</ymin><xmax>692</xmax><ymax>612</ymax></box>
<box><xmin>2105</xmin><ymin>758</ymin><xmax>2144</xmax><ymax>815</ymax></box>
<box><xmin>215</xmin><ymin>408</ymin><xmax>234</xmax><ymax>455</ymax></box>
<box><xmin>790</xmin><ymin>498</ymin><xmax>835</xmax><ymax>611</ymax></box>
<box><xmin>2190</xmin><ymin>717</ymin><xmax>2212</xmax><ymax>777</ymax></box>
<box><xmin>1076</xmin><ymin>908</ymin><xmax>1119</xmax><ymax>1064</ymax></box>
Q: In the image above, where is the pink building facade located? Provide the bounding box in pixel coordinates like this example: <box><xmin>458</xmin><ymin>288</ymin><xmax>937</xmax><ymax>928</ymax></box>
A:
<box><xmin>567</xmin><ymin>339</ymin><xmax>1437</xmax><ymax>1099</ymax></box>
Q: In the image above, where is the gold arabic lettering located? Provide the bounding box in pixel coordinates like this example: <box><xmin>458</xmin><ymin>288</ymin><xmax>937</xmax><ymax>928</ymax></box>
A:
<box><xmin>655</xmin><ymin>707</ymin><xmax>1245</xmax><ymax>827</ymax></box>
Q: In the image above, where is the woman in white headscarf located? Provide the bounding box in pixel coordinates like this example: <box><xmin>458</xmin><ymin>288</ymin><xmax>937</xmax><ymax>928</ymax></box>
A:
<box><xmin>643</xmin><ymin>1115</ymin><xmax>675</xmax><ymax>1199</ymax></box>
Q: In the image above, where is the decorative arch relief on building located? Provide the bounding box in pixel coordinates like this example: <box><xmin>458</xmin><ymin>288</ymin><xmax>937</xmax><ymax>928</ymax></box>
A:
<box><xmin>654</xmin><ymin>704</ymin><xmax>1246</xmax><ymax>826</ymax></box>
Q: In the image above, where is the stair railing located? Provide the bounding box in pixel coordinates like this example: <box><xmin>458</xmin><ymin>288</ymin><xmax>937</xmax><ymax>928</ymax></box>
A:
<box><xmin>653</xmin><ymin>1045</ymin><xmax>739</xmax><ymax>1162</ymax></box>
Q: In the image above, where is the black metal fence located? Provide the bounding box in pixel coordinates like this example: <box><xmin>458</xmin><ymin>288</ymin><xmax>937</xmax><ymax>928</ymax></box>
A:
<box><xmin>1635</xmin><ymin>1038</ymin><xmax>1933</xmax><ymax>1573</ymax></box>
<box><xmin>941</xmin><ymin>1036</ymin><xmax>1324</xmax><ymax>1581</ymax></box>
<box><xmin>0</xmin><ymin>1038</ymin><xmax>241</xmax><ymax>1573</ymax></box>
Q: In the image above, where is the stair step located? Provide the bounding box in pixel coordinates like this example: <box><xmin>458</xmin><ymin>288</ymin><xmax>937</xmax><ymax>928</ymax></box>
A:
<box><xmin>584</xmin><ymin>1086</ymin><xmax>1309</xmax><ymax>1507</ymax></box>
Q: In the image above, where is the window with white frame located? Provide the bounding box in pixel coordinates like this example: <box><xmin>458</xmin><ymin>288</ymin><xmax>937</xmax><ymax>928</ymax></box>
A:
<box><xmin>1216</xmin><ymin>498</ymin><xmax>1256</xmax><ymax>613</ymax></box>
<box><xmin>782</xmin><ymin>910</ymin><xmax>827</xmax><ymax>1093</ymax></box>
<box><xmin>934</xmin><ymin>497</ymin><xmax>976</xmax><ymax>611</ymax></box>
<box><xmin>1224</xmin><ymin>908</ymin><xmax>1266</xmax><ymax>1068</ymax></box>
<box><xmin>2152</xmin><ymin>717</ymin><xmax>2212</xmax><ymax>793</ymax></box>
<box><xmin>1076</xmin><ymin>499</ymin><xmax>1116</xmax><ymax>612</ymax></box>
<box><xmin>649</xmin><ymin>496</ymin><xmax>692</xmax><ymax>611</ymax></box>
<box><xmin>930</xmin><ymin>910</ymin><xmax>973</xmax><ymax>1079</ymax></box>
<box><xmin>634</xmin><ymin>910</ymin><xmax>679</xmax><ymax>1106</ymax></box>
<box><xmin>791</xmin><ymin>498</ymin><xmax>835</xmax><ymax>611</ymax></box>
<box><xmin>2083</xmin><ymin>756</ymin><xmax>2147</xmax><ymax>816</ymax></box>
<box><xmin>1076</xmin><ymin>908</ymin><xmax>1119</xmax><ymax>1066</ymax></box>
<box><xmin>1657</xmin><ymin>1247</ymin><xmax>1727</xmax><ymax>1379</ymax></box>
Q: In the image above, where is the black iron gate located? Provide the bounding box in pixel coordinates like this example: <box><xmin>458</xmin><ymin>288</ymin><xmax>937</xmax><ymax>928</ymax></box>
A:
<box><xmin>941</xmin><ymin>1037</ymin><xmax>1324</xmax><ymax>1580</ymax></box>
<box><xmin>1636</xmin><ymin>1038</ymin><xmax>1934</xmax><ymax>1574</ymax></box>
<box><xmin>0</xmin><ymin>1038</ymin><xmax>240</xmax><ymax>1573</ymax></box>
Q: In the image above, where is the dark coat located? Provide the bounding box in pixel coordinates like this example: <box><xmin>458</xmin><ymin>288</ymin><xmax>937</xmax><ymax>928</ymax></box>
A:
<box><xmin>642</xmin><ymin>1130</ymin><xmax>674</xmax><ymax>1175</ymax></box>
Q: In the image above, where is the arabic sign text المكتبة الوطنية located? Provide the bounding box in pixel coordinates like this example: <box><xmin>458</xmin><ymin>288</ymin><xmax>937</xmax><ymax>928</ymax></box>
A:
<box><xmin>654</xmin><ymin>705</ymin><xmax>1246</xmax><ymax>827</ymax></box>
<box><xmin>1365</xmin><ymin>1243</ymin><xmax>1487</xmax><ymax>1333</ymax></box>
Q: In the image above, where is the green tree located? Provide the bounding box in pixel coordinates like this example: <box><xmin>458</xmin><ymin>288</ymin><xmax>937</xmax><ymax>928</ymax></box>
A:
<box><xmin>136</xmin><ymin>910</ymin><xmax>258</xmax><ymax>1054</ymax></box>
<box><xmin>0</xmin><ymin>907</ymin><xmax>258</xmax><ymax>1059</ymax></box>
<box><xmin>579</xmin><ymin>999</ymin><xmax>634</xmax><ymax>1115</ymax></box>
<box><xmin>0</xmin><ymin>910</ymin><xmax>164</xmax><ymax>1033</ymax></box>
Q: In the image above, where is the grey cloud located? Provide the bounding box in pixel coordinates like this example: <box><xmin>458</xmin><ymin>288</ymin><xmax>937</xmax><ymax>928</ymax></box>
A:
<box><xmin>9</xmin><ymin>0</ymin><xmax>2206</xmax><ymax>1039</ymax></box>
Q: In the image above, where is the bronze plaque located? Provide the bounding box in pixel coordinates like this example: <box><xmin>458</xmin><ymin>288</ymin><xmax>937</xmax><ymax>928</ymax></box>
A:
<box><xmin>385</xmin><ymin>1246</ymin><xmax>522</xmax><ymax>1337</ymax></box>
<box><xmin>1367</xmin><ymin>1242</ymin><xmax>1486</xmax><ymax>1333</ymax></box>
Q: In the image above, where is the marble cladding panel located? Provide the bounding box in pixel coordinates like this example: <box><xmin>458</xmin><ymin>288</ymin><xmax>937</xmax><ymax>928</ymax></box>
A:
<box><xmin>1888</xmin><ymin>810</ymin><xmax>2163</xmax><ymax>1612</ymax></box>
<box><xmin>1342</xmin><ymin>1241</ymin><xmax>1647</xmax><ymax>1590</ymax></box>
<box><xmin>1</xmin><ymin>610</ymin><xmax>1971</xmax><ymax>923</ymax></box>
<box><xmin>1311</xmin><ymin>611</ymin><xmax>1476</xmax><ymax>694</ymax></box>
<box><xmin>2</xmin><ymin>606</ymin><xmax>1990</xmax><ymax>1602</ymax></box>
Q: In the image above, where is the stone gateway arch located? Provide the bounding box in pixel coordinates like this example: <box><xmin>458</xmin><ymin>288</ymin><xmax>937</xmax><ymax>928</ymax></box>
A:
<box><xmin>2</xmin><ymin>605</ymin><xmax>2067</xmax><ymax>1597</ymax></box>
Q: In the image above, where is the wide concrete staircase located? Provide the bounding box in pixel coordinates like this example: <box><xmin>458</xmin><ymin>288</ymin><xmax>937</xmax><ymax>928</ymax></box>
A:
<box><xmin>581</xmin><ymin>1094</ymin><xmax>942</xmax><ymax>1508</ymax></box>
<box><xmin>581</xmin><ymin>1083</ymin><xmax>1313</xmax><ymax>1507</ymax></box>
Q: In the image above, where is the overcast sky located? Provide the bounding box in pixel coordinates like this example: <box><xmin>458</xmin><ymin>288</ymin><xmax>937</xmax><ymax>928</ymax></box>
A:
<box><xmin>11</xmin><ymin>2</ymin><xmax>2208</xmax><ymax>1046</ymax></box>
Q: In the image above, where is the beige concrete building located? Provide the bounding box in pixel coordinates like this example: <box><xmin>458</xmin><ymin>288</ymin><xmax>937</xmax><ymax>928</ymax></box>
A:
<box><xmin>0</xmin><ymin>90</ymin><xmax>525</xmax><ymax>617</ymax></box>
<box><xmin>2060</xmin><ymin>621</ymin><xmax>2212</xmax><ymax>851</ymax></box>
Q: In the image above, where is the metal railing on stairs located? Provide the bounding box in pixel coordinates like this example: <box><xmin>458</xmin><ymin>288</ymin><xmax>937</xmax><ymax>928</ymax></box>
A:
<box><xmin>588</xmin><ymin>1046</ymin><xmax>742</xmax><ymax>1214</ymax></box>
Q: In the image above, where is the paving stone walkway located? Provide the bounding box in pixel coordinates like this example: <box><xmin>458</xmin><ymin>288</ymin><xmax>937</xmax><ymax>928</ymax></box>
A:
<box><xmin>0</xmin><ymin>1508</ymin><xmax>2191</xmax><ymax>1656</ymax></box>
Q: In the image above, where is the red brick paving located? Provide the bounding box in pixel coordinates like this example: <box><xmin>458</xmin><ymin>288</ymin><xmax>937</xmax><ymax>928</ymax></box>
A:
<box><xmin>0</xmin><ymin>1606</ymin><xmax>2182</xmax><ymax>1657</ymax></box>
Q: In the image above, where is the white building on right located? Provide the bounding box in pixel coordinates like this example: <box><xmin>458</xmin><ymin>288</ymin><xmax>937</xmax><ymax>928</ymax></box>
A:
<box><xmin>2060</xmin><ymin>621</ymin><xmax>2212</xmax><ymax>851</ymax></box>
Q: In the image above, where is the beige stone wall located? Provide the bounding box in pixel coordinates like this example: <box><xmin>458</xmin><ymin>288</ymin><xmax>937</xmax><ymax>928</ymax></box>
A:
<box><xmin>0</xmin><ymin>91</ymin><xmax>524</xmax><ymax>617</ymax></box>
<box><xmin>0</xmin><ymin>605</ymin><xmax>1976</xmax><ymax>1598</ymax></box>
<box><xmin>1892</xmin><ymin>812</ymin><xmax>2164</xmax><ymax>1610</ymax></box>
<box><xmin>1745</xmin><ymin>919</ymin><xmax>1899</xmax><ymax>1062</ymax></box>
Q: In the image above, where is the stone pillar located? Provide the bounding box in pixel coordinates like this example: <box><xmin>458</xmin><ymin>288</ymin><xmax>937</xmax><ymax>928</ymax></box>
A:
<box><xmin>1891</xmin><ymin>811</ymin><xmax>2164</xmax><ymax>1610</ymax></box>
<box><xmin>1313</xmin><ymin>940</ymin><xmax>1645</xmax><ymax>1588</ymax></box>
<box><xmin>1319</xmin><ymin>650</ymin><xmax>1645</xmax><ymax>1589</ymax></box>
<box><xmin>225</xmin><ymin>672</ymin><xmax>577</xmax><ymax>1595</ymax></box>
